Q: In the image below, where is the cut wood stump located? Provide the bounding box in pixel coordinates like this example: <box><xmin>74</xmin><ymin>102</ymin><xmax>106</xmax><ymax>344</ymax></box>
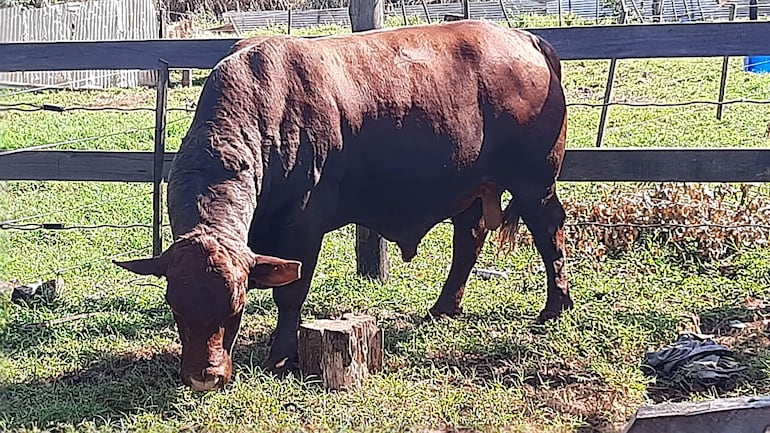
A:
<box><xmin>298</xmin><ymin>313</ymin><xmax>383</xmax><ymax>391</ymax></box>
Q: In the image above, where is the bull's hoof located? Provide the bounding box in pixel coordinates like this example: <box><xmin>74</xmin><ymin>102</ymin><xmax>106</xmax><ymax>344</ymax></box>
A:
<box><xmin>536</xmin><ymin>298</ymin><xmax>573</xmax><ymax>324</ymax></box>
<box><xmin>536</xmin><ymin>309</ymin><xmax>563</xmax><ymax>324</ymax></box>
<box><xmin>262</xmin><ymin>356</ymin><xmax>299</xmax><ymax>378</ymax></box>
<box><xmin>426</xmin><ymin>305</ymin><xmax>463</xmax><ymax>321</ymax></box>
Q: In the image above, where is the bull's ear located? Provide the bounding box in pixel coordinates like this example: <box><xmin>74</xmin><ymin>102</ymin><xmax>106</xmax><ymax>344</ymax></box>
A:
<box><xmin>113</xmin><ymin>256</ymin><xmax>167</xmax><ymax>277</ymax></box>
<box><xmin>248</xmin><ymin>254</ymin><xmax>302</xmax><ymax>289</ymax></box>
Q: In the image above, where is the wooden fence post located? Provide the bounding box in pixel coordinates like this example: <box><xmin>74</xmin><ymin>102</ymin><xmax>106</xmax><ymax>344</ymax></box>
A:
<box><xmin>350</xmin><ymin>0</ymin><xmax>384</xmax><ymax>31</ymax></box>
<box><xmin>152</xmin><ymin>59</ymin><xmax>169</xmax><ymax>257</ymax></box>
<box><xmin>349</xmin><ymin>0</ymin><xmax>389</xmax><ymax>283</ymax></box>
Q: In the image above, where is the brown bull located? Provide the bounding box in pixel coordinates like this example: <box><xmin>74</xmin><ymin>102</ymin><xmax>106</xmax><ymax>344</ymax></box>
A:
<box><xmin>114</xmin><ymin>19</ymin><xmax>571</xmax><ymax>391</ymax></box>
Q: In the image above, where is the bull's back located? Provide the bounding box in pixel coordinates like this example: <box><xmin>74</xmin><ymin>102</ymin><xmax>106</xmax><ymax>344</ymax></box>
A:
<box><xmin>205</xmin><ymin>21</ymin><xmax>565</xmax><ymax>230</ymax></box>
<box><xmin>307</xmin><ymin>21</ymin><xmax>557</xmax><ymax>136</ymax></box>
<box><xmin>281</xmin><ymin>21</ymin><xmax>564</xmax><ymax>225</ymax></box>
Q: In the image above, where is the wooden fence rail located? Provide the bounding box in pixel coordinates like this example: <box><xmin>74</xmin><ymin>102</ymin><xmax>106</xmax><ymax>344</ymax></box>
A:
<box><xmin>3</xmin><ymin>149</ymin><xmax>770</xmax><ymax>183</ymax></box>
<box><xmin>2</xmin><ymin>21</ymin><xmax>770</xmax><ymax>72</ymax></box>
<box><xmin>2</xmin><ymin>20</ymin><xmax>770</xmax><ymax>272</ymax></box>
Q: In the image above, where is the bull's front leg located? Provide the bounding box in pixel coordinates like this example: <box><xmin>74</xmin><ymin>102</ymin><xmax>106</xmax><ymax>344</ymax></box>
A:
<box><xmin>262</xmin><ymin>236</ymin><xmax>323</xmax><ymax>375</ymax></box>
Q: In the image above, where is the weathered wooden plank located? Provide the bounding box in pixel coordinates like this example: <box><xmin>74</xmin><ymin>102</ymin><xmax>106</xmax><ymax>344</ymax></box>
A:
<box><xmin>2</xmin><ymin>149</ymin><xmax>769</xmax><ymax>183</ymax></box>
<box><xmin>0</xmin><ymin>38</ymin><xmax>240</xmax><ymax>71</ymax></box>
<box><xmin>0</xmin><ymin>151</ymin><xmax>176</xmax><ymax>182</ymax></box>
<box><xmin>561</xmin><ymin>148</ymin><xmax>770</xmax><ymax>182</ymax></box>
<box><xmin>622</xmin><ymin>395</ymin><xmax>770</xmax><ymax>433</ymax></box>
<box><xmin>2</xmin><ymin>21</ymin><xmax>770</xmax><ymax>72</ymax></box>
<box><xmin>532</xmin><ymin>21</ymin><xmax>770</xmax><ymax>60</ymax></box>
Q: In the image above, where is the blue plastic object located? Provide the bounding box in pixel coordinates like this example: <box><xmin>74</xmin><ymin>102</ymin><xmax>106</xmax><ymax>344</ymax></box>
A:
<box><xmin>744</xmin><ymin>56</ymin><xmax>770</xmax><ymax>73</ymax></box>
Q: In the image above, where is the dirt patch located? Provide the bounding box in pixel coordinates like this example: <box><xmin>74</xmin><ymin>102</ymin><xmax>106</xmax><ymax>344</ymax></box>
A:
<box><xmin>426</xmin><ymin>353</ymin><xmax>631</xmax><ymax>432</ymax></box>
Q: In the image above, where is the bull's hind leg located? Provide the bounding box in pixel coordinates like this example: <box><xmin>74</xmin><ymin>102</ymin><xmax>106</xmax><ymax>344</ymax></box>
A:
<box><xmin>516</xmin><ymin>186</ymin><xmax>572</xmax><ymax>323</ymax></box>
<box><xmin>429</xmin><ymin>200</ymin><xmax>489</xmax><ymax>318</ymax></box>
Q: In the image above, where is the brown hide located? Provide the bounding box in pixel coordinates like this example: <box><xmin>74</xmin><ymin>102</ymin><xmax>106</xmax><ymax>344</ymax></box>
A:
<box><xmin>116</xmin><ymin>20</ymin><xmax>569</xmax><ymax>389</ymax></box>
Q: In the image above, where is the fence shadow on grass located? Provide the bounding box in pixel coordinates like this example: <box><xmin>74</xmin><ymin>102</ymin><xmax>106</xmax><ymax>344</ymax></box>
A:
<box><xmin>0</xmin><ymin>350</ymin><xmax>183</xmax><ymax>429</ymax></box>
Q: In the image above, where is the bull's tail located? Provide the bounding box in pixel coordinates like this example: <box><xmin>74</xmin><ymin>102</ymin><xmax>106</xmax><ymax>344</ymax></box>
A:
<box><xmin>493</xmin><ymin>198</ymin><xmax>521</xmax><ymax>256</ymax></box>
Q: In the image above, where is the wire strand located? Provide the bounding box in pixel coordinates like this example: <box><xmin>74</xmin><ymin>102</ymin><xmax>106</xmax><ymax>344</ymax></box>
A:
<box><xmin>2</xmin><ymin>220</ymin><xmax>768</xmax><ymax>231</ymax></box>
<box><xmin>0</xmin><ymin>70</ymin><xmax>128</xmax><ymax>98</ymax></box>
<box><xmin>0</xmin><ymin>103</ymin><xmax>195</xmax><ymax>113</ymax></box>
<box><xmin>0</xmin><ymin>116</ymin><xmax>189</xmax><ymax>156</ymax></box>
<box><xmin>0</xmin><ymin>222</ymin><xmax>170</xmax><ymax>231</ymax></box>
<box><xmin>566</xmin><ymin>98</ymin><xmax>770</xmax><ymax>109</ymax></box>
<box><xmin>0</xmin><ymin>196</ymin><xmax>136</xmax><ymax>225</ymax></box>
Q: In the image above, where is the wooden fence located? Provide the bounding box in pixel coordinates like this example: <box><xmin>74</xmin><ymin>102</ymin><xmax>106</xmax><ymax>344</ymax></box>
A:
<box><xmin>0</xmin><ymin>0</ymin><xmax>159</xmax><ymax>89</ymax></box>
<box><xmin>2</xmin><ymin>20</ymin><xmax>770</xmax><ymax>256</ymax></box>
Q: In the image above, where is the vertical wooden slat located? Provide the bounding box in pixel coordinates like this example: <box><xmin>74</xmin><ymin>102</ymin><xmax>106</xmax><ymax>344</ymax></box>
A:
<box><xmin>153</xmin><ymin>59</ymin><xmax>169</xmax><ymax>257</ymax></box>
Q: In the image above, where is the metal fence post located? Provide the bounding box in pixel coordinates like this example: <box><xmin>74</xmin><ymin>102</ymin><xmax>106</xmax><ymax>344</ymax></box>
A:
<box><xmin>287</xmin><ymin>8</ymin><xmax>293</xmax><ymax>35</ymax></box>
<box><xmin>595</xmin><ymin>58</ymin><xmax>618</xmax><ymax>148</ymax></box>
<box><xmin>595</xmin><ymin>15</ymin><xmax>625</xmax><ymax>148</ymax></box>
<box><xmin>716</xmin><ymin>3</ymin><xmax>737</xmax><ymax>120</ymax></box>
<box><xmin>152</xmin><ymin>59</ymin><xmax>169</xmax><ymax>257</ymax></box>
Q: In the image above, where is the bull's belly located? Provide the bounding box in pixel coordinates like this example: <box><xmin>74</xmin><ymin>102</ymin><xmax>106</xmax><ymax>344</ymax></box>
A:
<box><xmin>330</xmin><ymin>167</ymin><xmax>486</xmax><ymax>260</ymax></box>
<box><xmin>338</xmin><ymin>179</ymin><xmax>467</xmax><ymax>226</ymax></box>
<box><xmin>316</xmin><ymin>112</ymin><xmax>505</xmax><ymax>255</ymax></box>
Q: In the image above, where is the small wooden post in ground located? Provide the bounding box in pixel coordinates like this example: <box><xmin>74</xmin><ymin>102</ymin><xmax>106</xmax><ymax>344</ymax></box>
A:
<box><xmin>298</xmin><ymin>313</ymin><xmax>383</xmax><ymax>391</ymax></box>
<box><xmin>349</xmin><ymin>0</ymin><xmax>390</xmax><ymax>283</ymax></box>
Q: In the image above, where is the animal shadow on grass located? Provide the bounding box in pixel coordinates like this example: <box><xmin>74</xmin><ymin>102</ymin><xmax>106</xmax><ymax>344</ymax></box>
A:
<box><xmin>0</xmin><ymin>350</ymin><xmax>183</xmax><ymax>430</ymax></box>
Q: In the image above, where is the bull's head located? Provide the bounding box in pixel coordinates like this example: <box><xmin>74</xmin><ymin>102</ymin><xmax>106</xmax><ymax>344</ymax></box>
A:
<box><xmin>113</xmin><ymin>234</ymin><xmax>301</xmax><ymax>391</ymax></box>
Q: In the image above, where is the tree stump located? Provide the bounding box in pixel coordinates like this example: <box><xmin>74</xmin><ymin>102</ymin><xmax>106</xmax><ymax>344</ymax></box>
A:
<box><xmin>298</xmin><ymin>313</ymin><xmax>383</xmax><ymax>391</ymax></box>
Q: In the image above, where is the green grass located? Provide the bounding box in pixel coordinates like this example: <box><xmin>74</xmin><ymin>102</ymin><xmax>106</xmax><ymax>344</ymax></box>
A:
<box><xmin>2</xmin><ymin>22</ymin><xmax>770</xmax><ymax>433</ymax></box>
